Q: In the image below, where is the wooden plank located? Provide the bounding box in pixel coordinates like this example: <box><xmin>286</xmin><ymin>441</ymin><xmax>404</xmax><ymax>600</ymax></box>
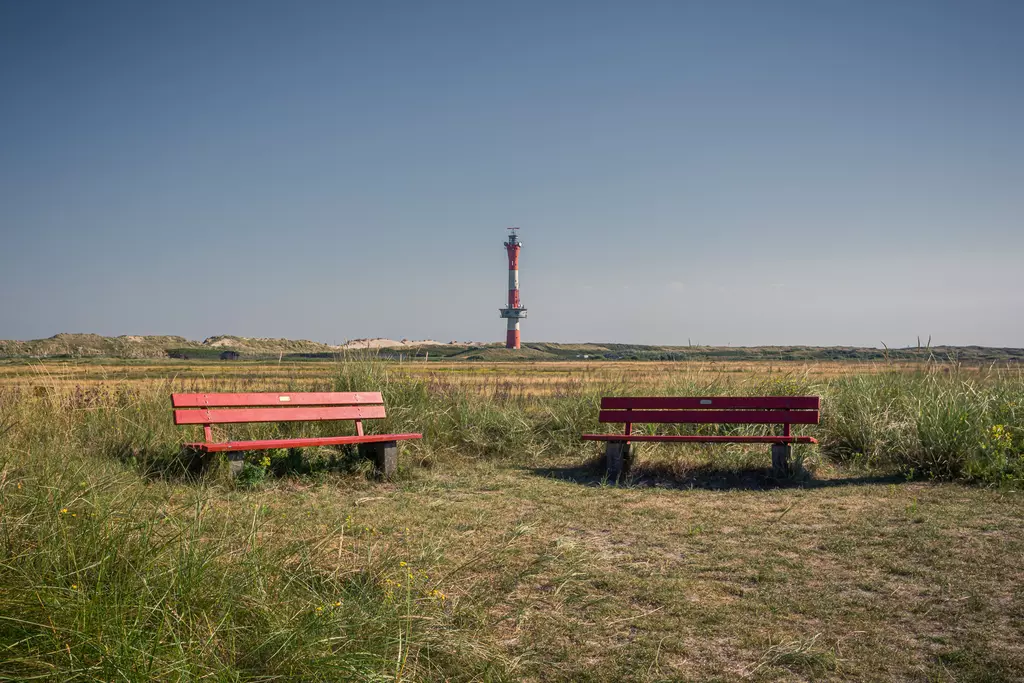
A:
<box><xmin>172</xmin><ymin>392</ymin><xmax>383</xmax><ymax>408</ymax></box>
<box><xmin>600</xmin><ymin>396</ymin><xmax>819</xmax><ymax>410</ymax></box>
<box><xmin>598</xmin><ymin>409</ymin><xmax>819</xmax><ymax>425</ymax></box>
<box><xmin>186</xmin><ymin>432</ymin><xmax>422</xmax><ymax>453</ymax></box>
<box><xmin>174</xmin><ymin>405</ymin><xmax>387</xmax><ymax>425</ymax></box>
<box><xmin>581</xmin><ymin>434</ymin><xmax>818</xmax><ymax>444</ymax></box>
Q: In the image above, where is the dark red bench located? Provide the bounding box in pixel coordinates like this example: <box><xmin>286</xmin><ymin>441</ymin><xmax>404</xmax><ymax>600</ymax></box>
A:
<box><xmin>171</xmin><ymin>391</ymin><xmax>421</xmax><ymax>477</ymax></box>
<box><xmin>582</xmin><ymin>396</ymin><xmax>819</xmax><ymax>479</ymax></box>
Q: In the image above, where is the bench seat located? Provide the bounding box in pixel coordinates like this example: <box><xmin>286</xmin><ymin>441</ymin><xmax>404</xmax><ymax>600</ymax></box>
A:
<box><xmin>187</xmin><ymin>432</ymin><xmax>422</xmax><ymax>453</ymax></box>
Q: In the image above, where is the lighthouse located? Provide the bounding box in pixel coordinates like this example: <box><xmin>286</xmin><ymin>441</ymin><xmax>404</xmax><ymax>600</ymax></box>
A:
<box><xmin>498</xmin><ymin>227</ymin><xmax>527</xmax><ymax>349</ymax></box>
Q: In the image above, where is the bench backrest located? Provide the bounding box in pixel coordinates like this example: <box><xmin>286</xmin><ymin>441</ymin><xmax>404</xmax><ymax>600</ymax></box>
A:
<box><xmin>171</xmin><ymin>392</ymin><xmax>385</xmax><ymax>439</ymax></box>
<box><xmin>599</xmin><ymin>396</ymin><xmax>819</xmax><ymax>435</ymax></box>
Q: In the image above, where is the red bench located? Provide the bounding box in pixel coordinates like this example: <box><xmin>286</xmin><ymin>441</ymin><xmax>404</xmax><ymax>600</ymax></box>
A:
<box><xmin>171</xmin><ymin>391</ymin><xmax>421</xmax><ymax>477</ymax></box>
<box><xmin>582</xmin><ymin>396</ymin><xmax>819</xmax><ymax>479</ymax></box>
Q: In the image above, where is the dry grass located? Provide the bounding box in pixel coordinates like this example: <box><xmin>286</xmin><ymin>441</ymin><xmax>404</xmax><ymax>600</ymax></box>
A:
<box><xmin>1</xmin><ymin>358</ymin><xmax>1021</xmax><ymax>681</ymax></box>
<box><xmin>0</xmin><ymin>357</ymin><xmax>1002</xmax><ymax>396</ymax></box>
<box><xmin>227</xmin><ymin>455</ymin><xmax>1024</xmax><ymax>681</ymax></box>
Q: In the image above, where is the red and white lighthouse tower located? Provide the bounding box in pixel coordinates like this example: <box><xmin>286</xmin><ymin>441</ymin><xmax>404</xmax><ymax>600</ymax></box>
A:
<box><xmin>499</xmin><ymin>227</ymin><xmax>527</xmax><ymax>349</ymax></box>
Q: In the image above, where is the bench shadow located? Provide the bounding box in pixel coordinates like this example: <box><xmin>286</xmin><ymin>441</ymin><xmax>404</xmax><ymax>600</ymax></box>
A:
<box><xmin>120</xmin><ymin>444</ymin><xmax>375</xmax><ymax>483</ymax></box>
<box><xmin>528</xmin><ymin>457</ymin><xmax>908</xmax><ymax>491</ymax></box>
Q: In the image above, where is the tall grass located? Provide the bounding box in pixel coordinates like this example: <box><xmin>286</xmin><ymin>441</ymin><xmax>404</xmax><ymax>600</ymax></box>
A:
<box><xmin>331</xmin><ymin>357</ymin><xmax>1023</xmax><ymax>484</ymax></box>
<box><xmin>6</xmin><ymin>358</ymin><xmax>1022</xmax><ymax>484</ymax></box>
<box><xmin>0</xmin><ymin>387</ymin><xmax>512</xmax><ymax>681</ymax></box>
<box><xmin>0</xmin><ymin>360</ymin><xmax>1021</xmax><ymax>679</ymax></box>
<box><xmin>821</xmin><ymin>366</ymin><xmax>1023</xmax><ymax>482</ymax></box>
<box><xmin>332</xmin><ymin>359</ymin><xmax>598</xmax><ymax>462</ymax></box>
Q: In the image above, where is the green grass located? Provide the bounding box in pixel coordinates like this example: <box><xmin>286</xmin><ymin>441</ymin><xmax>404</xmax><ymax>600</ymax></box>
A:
<box><xmin>329</xmin><ymin>358</ymin><xmax>1024</xmax><ymax>486</ymax></box>
<box><xmin>820</xmin><ymin>368</ymin><xmax>1024</xmax><ymax>483</ymax></box>
<box><xmin>0</xmin><ymin>387</ymin><xmax>513</xmax><ymax>681</ymax></box>
<box><xmin>1</xmin><ymin>360</ymin><xmax>1022</xmax><ymax>680</ymax></box>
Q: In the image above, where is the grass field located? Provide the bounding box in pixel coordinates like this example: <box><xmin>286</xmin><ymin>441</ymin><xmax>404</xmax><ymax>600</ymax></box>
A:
<box><xmin>1</xmin><ymin>358</ymin><xmax>1022</xmax><ymax>681</ymax></box>
<box><xmin>0</xmin><ymin>356</ymin><xmax>1007</xmax><ymax>394</ymax></box>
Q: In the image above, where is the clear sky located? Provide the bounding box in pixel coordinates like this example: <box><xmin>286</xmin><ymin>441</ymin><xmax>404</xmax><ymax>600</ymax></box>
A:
<box><xmin>1</xmin><ymin>0</ymin><xmax>1021</xmax><ymax>347</ymax></box>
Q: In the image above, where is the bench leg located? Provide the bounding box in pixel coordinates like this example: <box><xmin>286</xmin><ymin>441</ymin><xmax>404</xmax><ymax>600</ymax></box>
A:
<box><xmin>359</xmin><ymin>441</ymin><xmax>399</xmax><ymax>478</ymax></box>
<box><xmin>605</xmin><ymin>442</ymin><xmax>631</xmax><ymax>481</ymax></box>
<box><xmin>771</xmin><ymin>443</ymin><xmax>792</xmax><ymax>478</ymax></box>
<box><xmin>226</xmin><ymin>451</ymin><xmax>245</xmax><ymax>478</ymax></box>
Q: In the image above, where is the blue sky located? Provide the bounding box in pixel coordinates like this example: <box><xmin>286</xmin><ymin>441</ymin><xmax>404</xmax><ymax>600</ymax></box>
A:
<box><xmin>1</xmin><ymin>0</ymin><xmax>1021</xmax><ymax>346</ymax></box>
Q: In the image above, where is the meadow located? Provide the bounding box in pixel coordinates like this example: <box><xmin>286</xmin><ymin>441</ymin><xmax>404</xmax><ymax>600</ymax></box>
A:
<box><xmin>1</xmin><ymin>357</ymin><xmax>1022</xmax><ymax>681</ymax></box>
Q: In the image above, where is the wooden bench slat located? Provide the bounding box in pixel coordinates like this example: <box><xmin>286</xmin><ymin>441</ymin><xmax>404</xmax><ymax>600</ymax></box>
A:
<box><xmin>582</xmin><ymin>434</ymin><xmax>817</xmax><ymax>444</ymax></box>
<box><xmin>172</xmin><ymin>392</ymin><xmax>382</xmax><ymax>408</ymax></box>
<box><xmin>186</xmin><ymin>433</ymin><xmax>422</xmax><ymax>453</ymax></box>
<box><xmin>174</xmin><ymin>405</ymin><xmax>387</xmax><ymax>425</ymax></box>
<box><xmin>600</xmin><ymin>396</ymin><xmax>819</xmax><ymax>410</ymax></box>
<box><xmin>598</xmin><ymin>409</ymin><xmax>819</xmax><ymax>425</ymax></box>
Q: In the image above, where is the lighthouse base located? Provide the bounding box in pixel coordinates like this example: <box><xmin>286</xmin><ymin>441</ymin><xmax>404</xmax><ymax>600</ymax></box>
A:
<box><xmin>505</xmin><ymin>329</ymin><xmax>520</xmax><ymax>349</ymax></box>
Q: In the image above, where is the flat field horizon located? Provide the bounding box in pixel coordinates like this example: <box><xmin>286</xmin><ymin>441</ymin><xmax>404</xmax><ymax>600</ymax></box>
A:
<box><xmin>3</xmin><ymin>331</ymin><xmax>1022</xmax><ymax>365</ymax></box>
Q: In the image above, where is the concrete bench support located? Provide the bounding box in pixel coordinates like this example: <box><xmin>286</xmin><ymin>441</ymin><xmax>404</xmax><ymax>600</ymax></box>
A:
<box><xmin>359</xmin><ymin>441</ymin><xmax>399</xmax><ymax>478</ymax></box>
<box><xmin>226</xmin><ymin>451</ymin><xmax>245</xmax><ymax>477</ymax></box>
<box><xmin>771</xmin><ymin>443</ymin><xmax>792</xmax><ymax>478</ymax></box>
<box><xmin>605</xmin><ymin>441</ymin><xmax>632</xmax><ymax>481</ymax></box>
